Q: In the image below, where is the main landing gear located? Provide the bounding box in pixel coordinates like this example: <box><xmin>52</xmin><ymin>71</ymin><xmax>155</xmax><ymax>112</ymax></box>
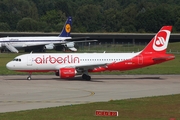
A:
<box><xmin>27</xmin><ymin>72</ymin><xmax>32</xmax><ymax>80</ymax></box>
<box><xmin>82</xmin><ymin>74</ymin><xmax>91</xmax><ymax>81</ymax></box>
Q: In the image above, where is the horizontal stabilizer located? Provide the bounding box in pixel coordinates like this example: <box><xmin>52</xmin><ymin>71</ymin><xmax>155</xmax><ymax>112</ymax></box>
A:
<box><xmin>152</xmin><ymin>55</ymin><xmax>175</xmax><ymax>61</ymax></box>
<box><xmin>4</xmin><ymin>43</ymin><xmax>19</xmax><ymax>53</ymax></box>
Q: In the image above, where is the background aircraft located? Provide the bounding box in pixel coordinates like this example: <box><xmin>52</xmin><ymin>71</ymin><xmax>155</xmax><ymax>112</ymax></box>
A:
<box><xmin>6</xmin><ymin>26</ymin><xmax>175</xmax><ymax>80</ymax></box>
<box><xmin>0</xmin><ymin>16</ymin><xmax>96</xmax><ymax>53</ymax></box>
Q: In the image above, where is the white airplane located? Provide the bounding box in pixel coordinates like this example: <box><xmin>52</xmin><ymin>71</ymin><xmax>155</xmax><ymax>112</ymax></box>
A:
<box><xmin>0</xmin><ymin>16</ymin><xmax>95</xmax><ymax>53</ymax></box>
<box><xmin>6</xmin><ymin>26</ymin><xmax>175</xmax><ymax>80</ymax></box>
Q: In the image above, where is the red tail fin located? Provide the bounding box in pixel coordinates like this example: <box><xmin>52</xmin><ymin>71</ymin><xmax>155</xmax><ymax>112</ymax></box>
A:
<box><xmin>141</xmin><ymin>26</ymin><xmax>172</xmax><ymax>54</ymax></box>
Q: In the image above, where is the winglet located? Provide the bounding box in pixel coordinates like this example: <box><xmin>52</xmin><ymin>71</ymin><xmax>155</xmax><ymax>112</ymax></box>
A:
<box><xmin>59</xmin><ymin>16</ymin><xmax>72</xmax><ymax>37</ymax></box>
<box><xmin>141</xmin><ymin>26</ymin><xmax>172</xmax><ymax>54</ymax></box>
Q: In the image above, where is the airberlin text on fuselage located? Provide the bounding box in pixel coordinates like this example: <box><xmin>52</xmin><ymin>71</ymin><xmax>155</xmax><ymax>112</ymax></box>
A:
<box><xmin>34</xmin><ymin>55</ymin><xmax>80</xmax><ymax>64</ymax></box>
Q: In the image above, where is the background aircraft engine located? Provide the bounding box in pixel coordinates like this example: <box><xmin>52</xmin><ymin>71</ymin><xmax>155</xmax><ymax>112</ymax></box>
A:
<box><xmin>66</xmin><ymin>42</ymin><xmax>74</xmax><ymax>48</ymax></box>
<box><xmin>58</xmin><ymin>68</ymin><xmax>76</xmax><ymax>79</ymax></box>
<box><xmin>0</xmin><ymin>43</ymin><xmax>5</xmax><ymax>47</ymax></box>
<box><xmin>65</xmin><ymin>42</ymin><xmax>77</xmax><ymax>51</ymax></box>
<box><xmin>45</xmin><ymin>43</ymin><xmax>54</xmax><ymax>50</ymax></box>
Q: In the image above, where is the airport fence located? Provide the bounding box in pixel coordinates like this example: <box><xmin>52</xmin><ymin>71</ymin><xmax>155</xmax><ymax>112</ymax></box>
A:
<box><xmin>76</xmin><ymin>42</ymin><xmax>180</xmax><ymax>54</ymax></box>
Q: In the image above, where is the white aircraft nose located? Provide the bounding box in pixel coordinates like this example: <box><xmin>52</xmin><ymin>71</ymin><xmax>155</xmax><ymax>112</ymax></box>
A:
<box><xmin>6</xmin><ymin>62</ymin><xmax>15</xmax><ymax>70</ymax></box>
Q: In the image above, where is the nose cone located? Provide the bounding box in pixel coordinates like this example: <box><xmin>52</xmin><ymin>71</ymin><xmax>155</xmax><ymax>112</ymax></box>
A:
<box><xmin>6</xmin><ymin>62</ymin><xmax>14</xmax><ymax>70</ymax></box>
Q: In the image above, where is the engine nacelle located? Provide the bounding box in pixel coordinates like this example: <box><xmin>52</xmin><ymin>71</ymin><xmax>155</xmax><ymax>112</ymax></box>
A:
<box><xmin>57</xmin><ymin>68</ymin><xmax>76</xmax><ymax>79</ymax></box>
<box><xmin>0</xmin><ymin>43</ymin><xmax>6</xmax><ymax>48</ymax></box>
<box><xmin>45</xmin><ymin>43</ymin><xmax>54</xmax><ymax>50</ymax></box>
<box><xmin>65</xmin><ymin>42</ymin><xmax>77</xmax><ymax>51</ymax></box>
<box><xmin>66</xmin><ymin>42</ymin><xmax>74</xmax><ymax>48</ymax></box>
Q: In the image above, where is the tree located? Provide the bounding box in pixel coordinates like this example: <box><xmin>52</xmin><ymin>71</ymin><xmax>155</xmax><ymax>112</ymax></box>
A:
<box><xmin>55</xmin><ymin>0</ymin><xmax>71</xmax><ymax>16</ymax></box>
<box><xmin>1</xmin><ymin>0</ymin><xmax>38</xmax><ymax>19</ymax></box>
<box><xmin>40</xmin><ymin>10</ymin><xmax>66</xmax><ymax>32</ymax></box>
<box><xmin>118</xmin><ymin>3</ymin><xmax>139</xmax><ymax>32</ymax></box>
<box><xmin>102</xmin><ymin>0</ymin><xmax>119</xmax><ymax>10</ymax></box>
<box><xmin>102</xmin><ymin>8</ymin><xmax>122</xmax><ymax>32</ymax></box>
<box><xmin>174</xmin><ymin>18</ymin><xmax>180</xmax><ymax>32</ymax></box>
<box><xmin>74</xmin><ymin>5</ymin><xmax>102</xmax><ymax>32</ymax></box>
<box><xmin>0</xmin><ymin>0</ymin><xmax>38</xmax><ymax>30</ymax></box>
<box><xmin>16</xmin><ymin>18</ymin><xmax>38</xmax><ymax>32</ymax></box>
<box><xmin>135</xmin><ymin>6</ymin><xmax>175</xmax><ymax>32</ymax></box>
<box><xmin>0</xmin><ymin>22</ymin><xmax>10</xmax><ymax>31</ymax></box>
<box><xmin>0</xmin><ymin>12</ymin><xmax>21</xmax><ymax>30</ymax></box>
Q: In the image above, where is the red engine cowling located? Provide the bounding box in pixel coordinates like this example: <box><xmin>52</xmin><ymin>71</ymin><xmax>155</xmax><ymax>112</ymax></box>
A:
<box><xmin>59</xmin><ymin>68</ymin><xmax>76</xmax><ymax>79</ymax></box>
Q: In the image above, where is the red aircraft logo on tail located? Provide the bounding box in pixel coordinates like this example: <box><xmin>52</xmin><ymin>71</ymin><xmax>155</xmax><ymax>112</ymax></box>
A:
<box><xmin>153</xmin><ymin>30</ymin><xmax>170</xmax><ymax>51</ymax></box>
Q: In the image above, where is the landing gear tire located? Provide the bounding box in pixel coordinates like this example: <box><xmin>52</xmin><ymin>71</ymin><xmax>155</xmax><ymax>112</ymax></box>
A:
<box><xmin>27</xmin><ymin>72</ymin><xmax>32</xmax><ymax>80</ymax></box>
<box><xmin>27</xmin><ymin>76</ymin><xmax>31</xmax><ymax>80</ymax></box>
<box><xmin>82</xmin><ymin>74</ymin><xmax>91</xmax><ymax>81</ymax></box>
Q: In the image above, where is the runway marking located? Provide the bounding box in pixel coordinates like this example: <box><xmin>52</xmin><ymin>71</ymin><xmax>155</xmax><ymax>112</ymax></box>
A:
<box><xmin>48</xmin><ymin>88</ymin><xmax>95</xmax><ymax>101</ymax></box>
<box><xmin>66</xmin><ymin>88</ymin><xmax>95</xmax><ymax>99</ymax></box>
<box><xmin>0</xmin><ymin>89</ymin><xmax>95</xmax><ymax>104</ymax></box>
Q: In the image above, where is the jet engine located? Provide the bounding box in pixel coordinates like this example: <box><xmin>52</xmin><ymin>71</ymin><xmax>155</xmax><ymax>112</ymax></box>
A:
<box><xmin>66</xmin><ymin>42</ymin><xmax>74</xmax><ymax>48</ymax></box>
<box><xmin>45</xmin><ymin>43</ymin><xmax>54</xmax><ymax>50</ymax></box>
<box><xmin>0</xmin><ymin>43</ymin><xmax>1</xmax><ymax>48</ymax></box>
<box><xmin>65</xmin><ymin>42</ymin><xmax>77</xmax><ymax>51</ymax></box>
<box><xmin>0</xmin><ymin>43</ymin><xmax>5</xmax><ymax>48</ymax></box>
<box><xmin>56</xmin><ymin>68</ymin><xmax>76</xmax><ymax>79</ymax></box>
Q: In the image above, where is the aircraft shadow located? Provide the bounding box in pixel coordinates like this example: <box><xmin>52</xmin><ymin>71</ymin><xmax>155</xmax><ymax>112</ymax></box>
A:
<box><xmin>3</xmin><ymin>76</ymin><xmax>164</xmax><ymax>81</ymax></box>
<box><xmin>53</xmin><ymin>76</ymin><xmax>164</xmax><ymax>82</ymax></box>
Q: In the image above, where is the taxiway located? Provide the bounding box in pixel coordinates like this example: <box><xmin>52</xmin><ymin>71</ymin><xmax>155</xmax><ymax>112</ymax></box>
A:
<box><xmin>0</xmin><ymin>75</ymin><xmax>180</xmax><ymax>113</ymax></box>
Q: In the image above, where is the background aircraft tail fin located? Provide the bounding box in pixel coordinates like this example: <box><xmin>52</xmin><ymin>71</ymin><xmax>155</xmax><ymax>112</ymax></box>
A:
<box><xmin>59</xmin><ymin>16</ymin><xmax>72</xmax><ymax>37</ymax></box>
<box><xmin>141</xmin><ymin>26</ymin><xmax>172</xmax><ymax>54</ymax></box>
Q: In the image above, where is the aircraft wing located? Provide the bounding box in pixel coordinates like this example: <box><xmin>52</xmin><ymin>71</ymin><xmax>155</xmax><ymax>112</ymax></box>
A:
<box><xmin>70</xmin><ymin>39</ymin><xmax>98</xmax><ymax>43</ymax></box>
<box><xmin>55</xmin><ymin>63</ymin><xmax>107</xmax><ymax>70</ymax></box>
<box><xmin>75</xmin><ymin>63</ymin><xmax>107</xmax><ymax>70</ymax></box>
<box><xmin>3</xmin><ymin>43</ymin><xmax>19</xmax><ymax>53</ymax></box>
<box><xmin>65</xmin><ymin>37</ymin><xmax>90</xmax><ymax>41</ymax></box>
<box><xmin>53</xmin><ymin>39</ymin><xmax>97</xmax><ymax>52</ymax></box>
<box><xmin>64</xmin><ymin>37</ymin><xmax>98</xmax><ymax>43</ymax></box>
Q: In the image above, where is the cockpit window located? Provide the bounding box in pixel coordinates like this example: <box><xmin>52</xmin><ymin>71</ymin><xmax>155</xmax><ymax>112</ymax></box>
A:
<box><xmin>13</xmin><ymin>58</ymin><xmax>21</xmax><ymax>62</ymax></box>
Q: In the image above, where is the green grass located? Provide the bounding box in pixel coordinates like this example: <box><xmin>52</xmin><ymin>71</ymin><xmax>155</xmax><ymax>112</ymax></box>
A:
<box><xmin>0</xmin><ymin>94</ymin><xmax>179</xmax><ymax>120</ymax></box>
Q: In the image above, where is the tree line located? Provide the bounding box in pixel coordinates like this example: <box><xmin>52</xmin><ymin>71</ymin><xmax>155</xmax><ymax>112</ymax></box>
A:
<box><xmin>0</xmin><ymin>0</ymin><xmax>180</xmax><ymax>33</ymax></box>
